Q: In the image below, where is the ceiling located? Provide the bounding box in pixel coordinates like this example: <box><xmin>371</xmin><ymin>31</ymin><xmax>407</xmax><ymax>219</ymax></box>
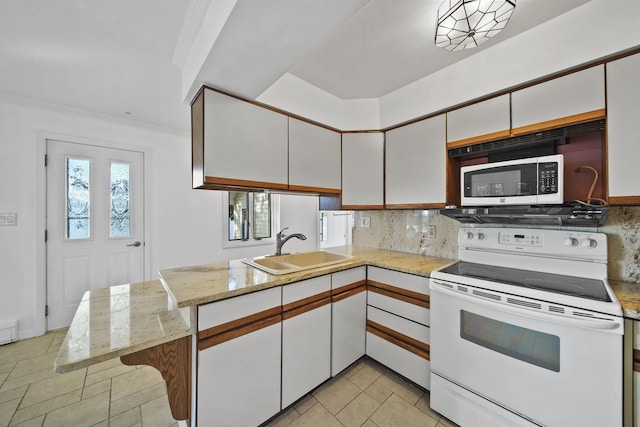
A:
<box><xmin>0</xmin><ymin>0</ymin><xmax>590</xmax><ymax>132</ymax></box>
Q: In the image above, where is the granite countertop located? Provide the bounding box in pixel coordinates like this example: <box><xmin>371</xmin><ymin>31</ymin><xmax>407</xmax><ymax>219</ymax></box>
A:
<box><xmin>611</xmin><ymin>280</ymin><xmax>640</xmax><ymax>320</ymax></box>
<box><xmin>159</xmin><ymin>246</ymin><xmax>455</xmax><ymax>308</ymax></box>
<box><xmin>55</xmin><ymin>280</ymin><xmax>192</xmax><ymax>373</ymax></box>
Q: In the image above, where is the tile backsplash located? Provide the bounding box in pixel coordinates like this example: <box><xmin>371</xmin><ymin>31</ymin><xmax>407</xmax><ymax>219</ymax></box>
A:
<box><xmin>352</xmin><ymin>206</ymin><xmax>640</xmax><ymax>284</ymax></box>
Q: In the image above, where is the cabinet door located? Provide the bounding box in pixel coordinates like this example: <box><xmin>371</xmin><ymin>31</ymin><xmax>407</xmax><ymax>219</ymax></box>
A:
<box><xmin>203</xmin><ymin>88</ymin><xmax>288</xmax><ymax>189</ymax></box>
<box><xmin>511</xmin><ymin>65</ymin><xmax>605</xmax><ymax>135</ymax></box>
<box><xmin>331</xmin><ymin>267</ymin><xmax>367</xmax><ymax>376</ymax></box>
<box><xmin>289</xmin><ymin>118</ymin><xmax>341</xmax><ymax>193</ymax></box>
<box><xmin>282</xmin><ymin>276</ymin><xmax>331</xmax><ymax>408</ymax></box>
<box><xmin>385</xmin><ymin>115</ymin><xmax>446</xmax><ymax>207</ymax></box>
<box><xmin>607</xmin><ymin>53</ymin><xmax>640</xmax><ymax>203</ymax></box>
<box><xmin>447</xmin><ymin>94</ymin><xmax>510</xmax><ymax>146</ymax></box>
<box><xmin>366</xmin><ymin>306</ymin><xmax>431</xmax><ymax>389</ymax></box>
<box><xmin>197</xmin><ymin>287</ymin><xmax>282</xmax><ymax>426</ymax></box>
<box><xmin>341</xmin><ymin>133</ymin><xmax>384</xmax><ymax>208</ymax></box>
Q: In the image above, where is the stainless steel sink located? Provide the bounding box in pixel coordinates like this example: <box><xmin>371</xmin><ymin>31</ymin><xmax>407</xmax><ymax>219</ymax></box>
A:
<box><xmin>242</xmin><ymin>250</ymin><xmax>354</xmax><ymax>275</ymax></box>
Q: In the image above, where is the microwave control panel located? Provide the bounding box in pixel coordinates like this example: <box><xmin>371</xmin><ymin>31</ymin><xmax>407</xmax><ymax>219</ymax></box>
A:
<box><xmin>538</xmin><ymin>162</ymin><xmax>558</xmax><ymax>194</ymax></box>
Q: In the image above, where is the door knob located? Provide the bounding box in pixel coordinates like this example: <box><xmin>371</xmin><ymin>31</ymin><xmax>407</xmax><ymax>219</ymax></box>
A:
<box><xmin>126</xmin><ymin>241</ymin><xmax>141</xmax><ymax>247</ymax></box>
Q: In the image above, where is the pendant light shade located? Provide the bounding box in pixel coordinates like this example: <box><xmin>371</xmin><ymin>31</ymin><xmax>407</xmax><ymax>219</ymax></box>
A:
<box><xmin>435</xmin><ymin>0</ymin><xmax>516</xmax><ymax>52</ymax></box>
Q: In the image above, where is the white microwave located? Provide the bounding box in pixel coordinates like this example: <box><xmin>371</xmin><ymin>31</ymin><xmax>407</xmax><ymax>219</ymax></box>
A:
<box><xmin>461</xmin><ymin>154</ymin><xmax>564</xmax><ymax>206</ymax></box>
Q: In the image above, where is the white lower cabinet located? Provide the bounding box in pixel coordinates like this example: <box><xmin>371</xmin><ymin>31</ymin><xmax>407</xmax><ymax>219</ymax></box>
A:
<box><xmin>366</xmin><ymin>267</ymin><xmax>431</xmax><ymax>389</ymax></box>
<box><xmin>197</xmin><ymin>287</ymin><xmax>282</xmax><ymax>427</ymax></box>
<box><xmin>281</xmin><ymin>276</ymin><xmax>332</xmax><ymax>408</ymax></box>
<box><xmin>331</xmin><ymin>267</ymin><xmax>367</xmax><ymax>376</ymax></box>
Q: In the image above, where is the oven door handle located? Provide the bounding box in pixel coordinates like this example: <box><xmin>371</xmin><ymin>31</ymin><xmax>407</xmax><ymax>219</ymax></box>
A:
<box><xmin>431</xmin><ymin>280</ymin><xmax>622</xmax><ymax>332</ymax></box>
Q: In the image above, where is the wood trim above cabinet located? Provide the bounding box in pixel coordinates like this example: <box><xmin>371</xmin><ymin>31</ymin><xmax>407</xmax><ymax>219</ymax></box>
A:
<box><xmin>446</xmin><ymin>129</ymin><xmax>511</xmax><ymax>149</ymax></box>
<box><xmin>198</xmin><ymin>306</ymin><xmax>282</xmax><ymax>350</ymax></box>
<box><xmin>608</xmin><ymin>196</ymin><xmax>640</xmax><ymax>206</ymax></box>
<box><xmin>385</xmin><ymin>202</ymin><xmax>446</xmax><ymax>210</ymax></box>
<box><xmin>367</xmin><ymin>280</ymin><xmax>430</xmax><ymax>309</ymax></box>
<box><xmin>288</xmin><ymin>184</ymin><xmax>341</xmax><ymax>195</ymax></box>
<box><xmin>511</xmin><ymin>109</ymin><xmax>606</xmax><ymax>136</ymax></box>
<box><xmin>367</xmin><ymin>320</ymin><xmax>430</xmax><ymax>361</ymax></box>
<box><xmin>282</xmin><ymin>290</ymin><xmax>332</xmax><ymax>320</ymax></box>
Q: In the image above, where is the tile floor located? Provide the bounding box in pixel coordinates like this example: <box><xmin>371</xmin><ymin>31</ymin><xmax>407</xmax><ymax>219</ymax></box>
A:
<box><xmin>0</xmin><ymin>330</ymin><xmax>457</xmax><ymax>427</ymax></box>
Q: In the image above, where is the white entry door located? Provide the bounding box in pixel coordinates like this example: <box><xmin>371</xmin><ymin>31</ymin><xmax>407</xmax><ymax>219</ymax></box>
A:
<box><xmin>46</xmin><ymin>140</ymin><xmax>145</xmax><ymax>330</ymax></box>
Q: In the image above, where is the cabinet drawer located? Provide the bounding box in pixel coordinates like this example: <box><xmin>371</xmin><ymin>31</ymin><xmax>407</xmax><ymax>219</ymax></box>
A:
<box><xmin>332</xmin><ymin>266</ymin><xmax>366</xmax><ymax>289</ymax></box>
<box><xmin>367</xmin><ymin>267</ymin><xmax>429</xmax><ymax>295</ymax></box>
<box><xmin>366</xmin><ymin>333</ymin><xmax>430</xmax><ymax>389</ymax></box>
<box><xmin>368</xmin><ymin>292</ymin><xmax>430</xmax><ymax>326</ymax></box>
<box><xmin>367</xmin><ymin>306</ymin><xmax>429</xmax><ymax>345</ymax></box>
<box><xmin>198</xmin><ymin>287</ymin><xmax>281</xmax><ymax>331</ymax></box>
<box><xmin>282</xmin><ymin>275</ymin><xmax>331</xmax><ymax>305</ymax></box>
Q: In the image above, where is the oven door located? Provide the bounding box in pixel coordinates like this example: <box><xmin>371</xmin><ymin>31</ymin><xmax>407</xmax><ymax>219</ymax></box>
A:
<box><xmin>430</xmin><ymin>279</ymin><xmax>622</xmax><ymax>427</ymax></box>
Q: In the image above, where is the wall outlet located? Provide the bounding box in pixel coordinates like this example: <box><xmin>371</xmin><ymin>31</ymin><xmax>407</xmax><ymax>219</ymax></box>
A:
<box><xmin>427</xmin><ymin>225</ymin><xmax>436</xmax><ymax>239</ymax></box>
<box><xmin>360</xmin><ymin>216</ymin><xmax>371</xmax><ymax>228</ymax></box>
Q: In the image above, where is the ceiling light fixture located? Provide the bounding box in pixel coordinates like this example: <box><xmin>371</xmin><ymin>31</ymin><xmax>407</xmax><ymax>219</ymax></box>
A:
<box><xmin>435</xmin><ymin>0</ymin><xmax>516</xmax><ymax>52</ymax></box>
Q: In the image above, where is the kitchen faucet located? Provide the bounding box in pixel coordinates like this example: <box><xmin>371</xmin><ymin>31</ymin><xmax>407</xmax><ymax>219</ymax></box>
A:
<box><xmin>275</xmin><ymin>227</ymin><xmax>307</xmax><ymax>256</ymax></box>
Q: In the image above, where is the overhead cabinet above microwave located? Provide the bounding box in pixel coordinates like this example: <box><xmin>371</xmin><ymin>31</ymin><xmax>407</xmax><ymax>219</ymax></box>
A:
<box><xmin>191</xmin><ymin>87</ymin><xmax>341</xmax><ymax>194</ymax></box>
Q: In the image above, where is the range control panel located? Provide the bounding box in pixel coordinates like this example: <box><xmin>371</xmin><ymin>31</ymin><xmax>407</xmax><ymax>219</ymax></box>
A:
<box><xmin>458</xmin><ymin>227</ymin><xmax>607</xmax><ymax>261</ymax></box>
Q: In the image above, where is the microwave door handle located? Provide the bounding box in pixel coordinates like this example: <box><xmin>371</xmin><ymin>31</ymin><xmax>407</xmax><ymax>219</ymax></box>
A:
<box><xmin>431</xmin><ymin>280</ymin><xmax>621</xmax><ymax>332</ymax></box>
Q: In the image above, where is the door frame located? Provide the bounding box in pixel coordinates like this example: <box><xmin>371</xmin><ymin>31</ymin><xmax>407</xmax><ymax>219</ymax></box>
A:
<box><xmin>35</xmin><ymin>131</ymin><xmax>152</xmax><ymax>334</ymax></box>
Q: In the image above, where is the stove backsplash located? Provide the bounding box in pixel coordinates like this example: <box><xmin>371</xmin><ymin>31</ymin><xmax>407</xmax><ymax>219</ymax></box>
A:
<box><xmin>352</xmin><ymin>206</ymin><xmax>640</xmax><ymax>284</ymax></box>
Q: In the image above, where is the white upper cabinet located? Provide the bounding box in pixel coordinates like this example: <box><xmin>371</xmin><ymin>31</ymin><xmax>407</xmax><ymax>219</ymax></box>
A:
<box><xmin>342</xmin><ymin>132</ymin><xmax>384</xmax><ymax>208</ymax></box>
<box><xmin>288</xmin><ymin>118</ymin><xmax>341</xmax><ymax>193</ymax></box>
<box><xmin>386</xmin><ymin>115</ymin><xmax>446</xmax><ymax>207</ymax></box>
<box><xmin>203</xmin><ymin>88</ymin><xmax>288</xmax><ymax>189</ymax></box>
<box><xmin>607</xmin><ymin>53</ymin><xmax>640</xmax><ymax>203</ymax></box>
<box><xmin>447</xmin><ymin>95</ymin><xmax>510</xmax><ymax>146</ymax></box>
<box><xmin>511</xmin><ymin>65</ymin><xmax>605</xmax><ymax>134</ymax></box>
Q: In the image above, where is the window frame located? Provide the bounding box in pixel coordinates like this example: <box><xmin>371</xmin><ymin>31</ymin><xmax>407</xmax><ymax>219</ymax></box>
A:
<box><xmin>222</xmin><ymin>191</ymin><xmax>280</xmax><ymax>249</ymax></box>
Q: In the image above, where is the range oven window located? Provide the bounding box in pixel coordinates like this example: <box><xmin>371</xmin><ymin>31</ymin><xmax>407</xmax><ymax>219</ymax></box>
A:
<box><xmin>460</xmin><ymin>310</ymin><xmax>560</xmax><ymax>372</ymax></box>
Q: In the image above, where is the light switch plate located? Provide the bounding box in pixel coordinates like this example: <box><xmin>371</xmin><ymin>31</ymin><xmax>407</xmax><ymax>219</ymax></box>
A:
<box><xmin>427</xmin><ymin>225</ymin><xmax>436</xmax><ymax>239</ymax></box>
<box><xmin>360</xmin><ymin>216</ymin><xmax>371</xmax><ymax>228</ymax></box>
<box><xmin>0</xmin><ymin>213</ymin><xmax>17</xmax><ymax>226</ymax></box>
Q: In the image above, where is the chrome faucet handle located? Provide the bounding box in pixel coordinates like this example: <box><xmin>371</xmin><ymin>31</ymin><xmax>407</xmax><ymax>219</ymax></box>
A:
<box><xmin>277</xmin><ymin>227</ymin><xmax>288</xmax><ymax>238</ymax></box>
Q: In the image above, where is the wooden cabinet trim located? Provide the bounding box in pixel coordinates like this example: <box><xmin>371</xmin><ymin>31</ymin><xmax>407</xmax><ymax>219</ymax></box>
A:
<box><xmin>288</xmin><ymin>184</ymin><xmax>341</xmax><ymax>194</ymax></box>
<box><xmin>198</xmin><ymin>306</ymin><xmax>282</xmax><ymax>350</ymax></box>
<box><xmin>204</xmin><ymin>176</ymin><xmax>288</xmax><ymax>191</ymax></box>
<box><xmin>511</xmin><ymin>109</ymin><xmax>605</xmax><ymax>136</ymax></box>
<box><xmin>446</xmin><ymin>129</ymin><xmax>511</xmax><ymax>149</ymax></box>
<box><xmin>367</xmin><ymin>280</ymin><xmax>430</xmax><ymax>309</ymax></box>
<box><xmin>366</xmin><ymin>320</ymin><xmax>430</xmax><ymax>361</ymax></box>
<box><xmin>385</xmin><ymin>203</ymin><xmax>446</xmax><ymax>210</ymax></box>
<box><xmin>341</xmin><ymin>204</ymin><xmax>385</xmax><ymax>210</ymax></box>
<box><xmin>332</xmin><ymin>281</ymin><xmax>367</xmax><ymax>303</ymax></box>
<box><xmin>608</xmin><ymin>196</ymin><xmax>640</xmax><ymax>205</ymax></box>
<box><xmin>282</xmin><ymin>290</ymin><xmax>332</xmax><ymax>320</ymax></box>
<box><xmin>191</xmin><ymin>90</ymin><xmax>205</xmax><ymax>189</ymax></box>
<box><xmin>121</xmin><ymin>336</ymin><xmax>192</xmax><ymax>421</ymax></box>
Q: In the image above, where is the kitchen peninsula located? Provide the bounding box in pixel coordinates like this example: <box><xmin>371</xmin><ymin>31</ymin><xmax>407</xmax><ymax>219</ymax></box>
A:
<box><xmin>54</xmin><ymin>246</ymin><xmax>453</xmax><ymax>425</ymax></box>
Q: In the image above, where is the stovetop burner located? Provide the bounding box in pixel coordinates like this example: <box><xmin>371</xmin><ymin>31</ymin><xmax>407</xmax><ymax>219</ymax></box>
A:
<box><xmin>439</xmin><ymin>261</ymin><xmax>611</xmax><ymax>302</ymax></box>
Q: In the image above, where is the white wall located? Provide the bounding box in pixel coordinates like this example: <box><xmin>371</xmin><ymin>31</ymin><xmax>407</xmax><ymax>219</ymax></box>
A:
<box><xmin>0</xmin><ymin>98</ymin><xmax>319</xmax><ymax>339</ymax></box>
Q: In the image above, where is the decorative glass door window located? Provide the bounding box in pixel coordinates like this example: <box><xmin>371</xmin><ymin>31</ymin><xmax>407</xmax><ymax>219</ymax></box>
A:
<box><xmin>66</xmin><ymin>158</ymin><xmax>91</xmax><ymax>239</ymax></box>
<box><xmin>110</xmin><ymin>162</ymin><xmax>131</xmax><ymax>237</ymax></box>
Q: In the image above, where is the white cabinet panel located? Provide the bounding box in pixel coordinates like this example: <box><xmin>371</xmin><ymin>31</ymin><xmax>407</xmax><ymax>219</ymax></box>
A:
<box><xmin>342</xmin><ymin>132</ymin><xmax>384</xmax><ymax>207</ymax></box>
<box><xmin>512</xmin><ymin>66</ymin><xmax>605</xmax><ymax>132</ymax></box>
<box><xmin>385</xmin><ymin>115</ymin><xmax>446</xmax><ymax>206</ymax></box>
<box><xmin>368</xmin><ymin>305</ymin><xmax>430</xmax><ymax>344</ymax></box>
<box><xmin>332</xmin><ymin>290</ymin><xmax>366</xmax><ymax>376</ymax></box>
<box><xmin>282</xmin><ymin>276</ymin><xmax>331</xmax><ymax>408</ymax></box>
<box><xmin>366</xmin><ymin>333</ymin><xmax>430</xmax><ymax>389</ymax></box>
<box><xmin>203</xmin><ymin>88</ymin><xmax>288</xmax><ymax>186</ymax></box>
<box><xmin>368</xmin><ymin>266</ymin><xmax>430</xmax><ymax>296</ymax></box>
<box><xmin>198</xmin><ymin>323</ymin><xmax>281</xmax><ymax>426</ymax></box>
<box><xmin>289</xmin><ymin>118</ymin><xmax>341</xmax><ymax>191</ymax></box>
<box><xmin>607</xmin><ymin>53</ymin><xmax>640</xmax><ymax>200</ymax></box>
<box><xmin>282</xmin><ymin>304</ymin><xmax>331</xmax><ymax>408</ymax></box>
<box><xmin>332</xmin><ymin>266</ymin><xmax>366</xmax><ymax>289</ymax></box>
<box><xmin>367</xmin><ymin>291</ymin><xmax>430</xmax><ymax>326</ymax></box>
<box><xmin>198</xmin><ymin>287</ymin><xmax>280</xmax><ymax>330</ymax></box>
<box><xmin>447</xmin><ymin>95</ymin><xmax>510</xmax><ymax>144</ymax></box>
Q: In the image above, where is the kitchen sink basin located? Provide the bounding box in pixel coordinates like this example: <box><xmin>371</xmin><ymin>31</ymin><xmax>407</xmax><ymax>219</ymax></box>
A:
<box><xmin>242</xmin><ymin>250</ymin><xmax>354</xmax><ymax>275</ymax></box>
